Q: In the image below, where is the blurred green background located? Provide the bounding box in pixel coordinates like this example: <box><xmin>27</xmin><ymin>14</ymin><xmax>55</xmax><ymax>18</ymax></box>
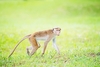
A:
<box><xmin>0</xmin><ymin>0</ymin><xmax>100</xmax><ymax>25</ymax></box>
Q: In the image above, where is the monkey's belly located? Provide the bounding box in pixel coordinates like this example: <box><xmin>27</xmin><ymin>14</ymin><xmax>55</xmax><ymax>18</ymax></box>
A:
<box><xmin>35</xmin><ymin>35</ymin><xmax>49</xmax><ymax>40</ymax></box>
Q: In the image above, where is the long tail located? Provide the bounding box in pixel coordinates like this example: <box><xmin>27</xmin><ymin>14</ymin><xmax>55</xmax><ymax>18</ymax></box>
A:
<box><xmin>8</xmin><ymin>34</ymin><xmax>31</xmax><ymax>58</ymax></box>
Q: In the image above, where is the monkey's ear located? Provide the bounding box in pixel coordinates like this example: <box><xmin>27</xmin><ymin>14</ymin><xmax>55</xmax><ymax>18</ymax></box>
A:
<box><xmin>52</xmin><ymin>28</ymin><xmax>56</xmax><ymax>31</ymax></box>
<box><xmin>52</xmin><ymin>28</ymin><xmax>54</xmax><ymax>31</ymax></box>
<box><xmin>53</xmin><ymin>27</ymin><xmax>57</xmax><ymax>30</ymax></box>
<box><xmin>53</xmin><ymin>28</ymin><xmax>56</xmax><ymax>33</ymax></box>
<box><xmin>52</xmin><ymin>27</ymin><xmax>56</xmax><ymax>31</ymax></box>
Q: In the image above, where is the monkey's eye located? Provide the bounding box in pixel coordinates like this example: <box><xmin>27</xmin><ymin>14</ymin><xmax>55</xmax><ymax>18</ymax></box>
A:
<box><xmin>57</xmin><ymin>30</ymin><xmax>60</xmax><ymax>31</ymax></box>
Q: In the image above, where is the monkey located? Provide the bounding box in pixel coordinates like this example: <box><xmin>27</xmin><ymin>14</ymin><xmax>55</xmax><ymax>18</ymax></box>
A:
<box><xmin>8</xmin><ymin>27</ymin><xmax>61</xmax><ymax>58</ymax></box>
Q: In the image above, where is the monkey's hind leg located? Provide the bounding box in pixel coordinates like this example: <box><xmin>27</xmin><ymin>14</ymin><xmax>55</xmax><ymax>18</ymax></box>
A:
<box><xmin>28</xmin><ymin>37</ymin><xmax>39</xmax><ymax>56</ymax></box>
<box><xmin>27</xmin><ymin>46</ymin><xmax>33</xmax><ymax>55</ymax></box>
<box><xmin>37</xmin><ymin>42</ymin><xmax>41</xmax><ymax>48</ymax></box>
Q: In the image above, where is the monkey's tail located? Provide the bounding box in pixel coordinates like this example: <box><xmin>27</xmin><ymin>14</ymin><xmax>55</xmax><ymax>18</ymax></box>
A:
<box><xmin>8</xmin><ymin>34</ymin><xmax>31</xmax><ymax>58</ymax></box>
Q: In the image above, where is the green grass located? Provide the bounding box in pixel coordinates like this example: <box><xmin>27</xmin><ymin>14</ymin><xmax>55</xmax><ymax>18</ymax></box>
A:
<box><xmin>0</xmin><ymin>0</ymin><xmax>100</xmax><ymax>67</ymax></box>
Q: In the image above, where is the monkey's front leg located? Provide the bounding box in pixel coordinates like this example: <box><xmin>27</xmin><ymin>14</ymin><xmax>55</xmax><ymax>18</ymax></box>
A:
<box><xmin>41</xmin><ymin>42</ymin><xmax>48</xmax><ymax>56</ymax></box>
<box><xmin>52</xmin><ymin>38</ymin><xmax>60</xmax><ymax>54</ymax></box>
<box><xmin>41</xmin><ymin>38</ymin><xmax>51</xmax><ymax>56</ymax></box>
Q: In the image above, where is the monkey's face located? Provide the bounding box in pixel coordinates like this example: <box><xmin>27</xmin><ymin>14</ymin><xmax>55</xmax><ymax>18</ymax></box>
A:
<box><xmin>53</xmin><ymin>27</ymin><xmax>61</xmax><ymax>36</ymax></box>
<box><xmin>56</xmin><ymin>30</ymin><xmax>60</xmax><ymax>36</ymax></box>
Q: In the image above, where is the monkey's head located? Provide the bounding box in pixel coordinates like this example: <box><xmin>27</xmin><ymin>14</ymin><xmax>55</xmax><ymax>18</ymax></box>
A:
<box><xmin>53</xmin><ymin>27</ymin><xmax>61</xmax><ymax>36</ymax></box>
